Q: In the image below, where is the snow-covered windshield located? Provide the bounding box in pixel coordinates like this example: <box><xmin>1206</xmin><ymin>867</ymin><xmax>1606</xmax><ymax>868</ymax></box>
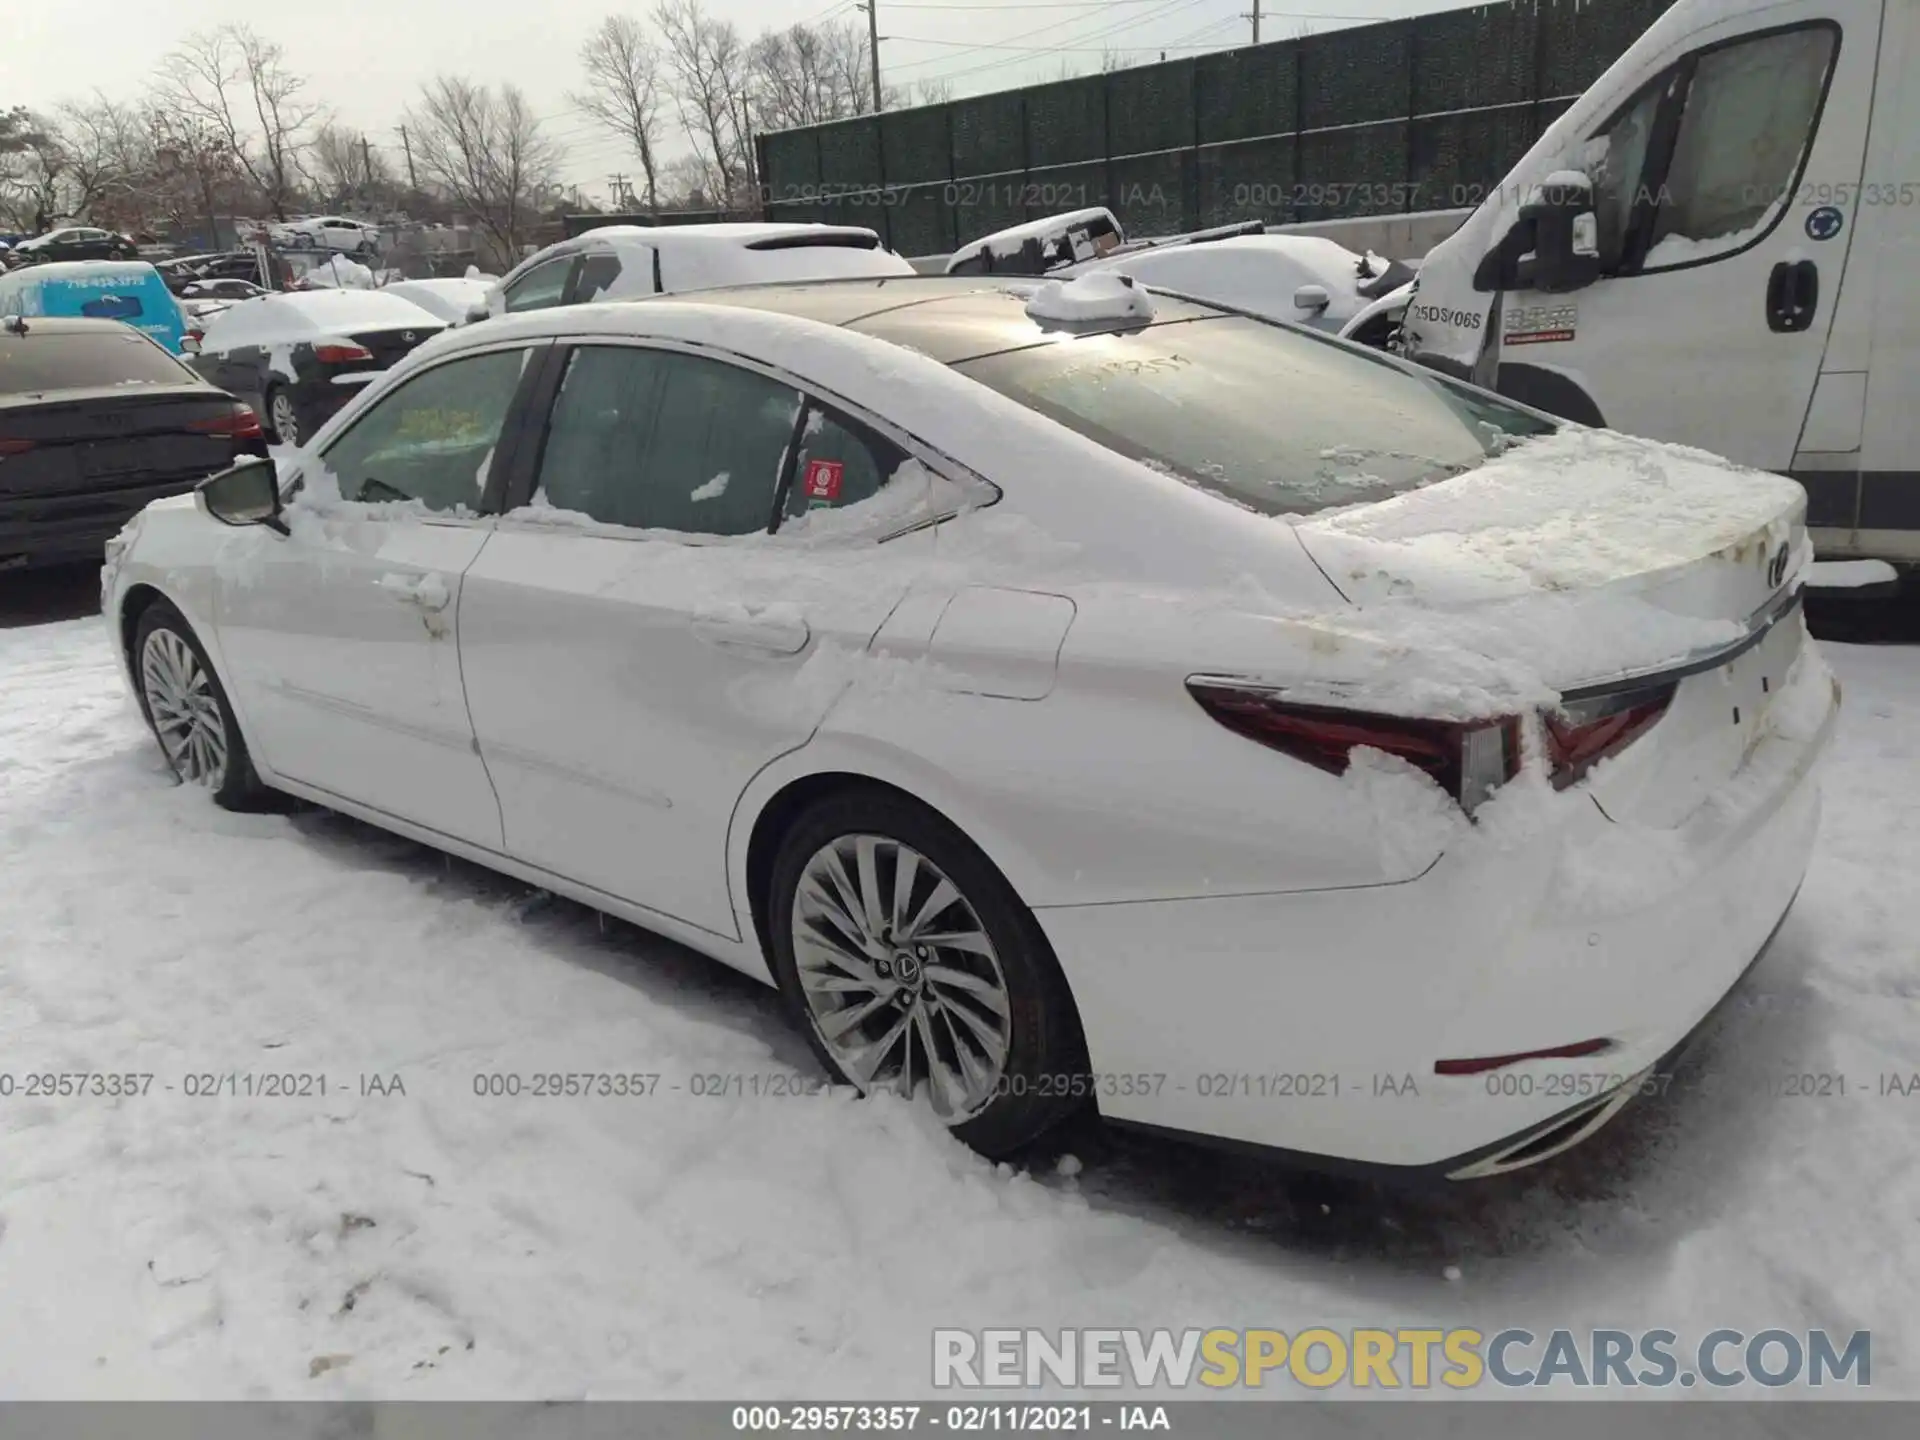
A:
<box><xmin>956</xmin><ymin>315</ymin><xmax>1556</xmax><ymax>516</ymax></box>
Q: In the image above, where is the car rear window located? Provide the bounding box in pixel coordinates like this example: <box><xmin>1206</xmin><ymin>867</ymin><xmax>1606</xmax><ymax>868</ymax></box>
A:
<box><xmin>955</xmin><ymin>315</ymin><xmax>1557</xmax><ymax>516</ymax></box>
<box><xmin>0</xmin><ymin>331</ymin><xmax>193</xmax><ymax>393</ymax></box>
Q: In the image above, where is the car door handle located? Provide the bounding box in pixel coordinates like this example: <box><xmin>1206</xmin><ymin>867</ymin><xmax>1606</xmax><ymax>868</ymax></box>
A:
<box><xmin>1767</xmin><ymin>259</ymin><xmax>1819</xmax><ymax>333</ymax></box>
<box><xmin>377</xmin><ymin>571</ymin><xmax>452</xmax><ymax>612</ymax></box>
<box><xmin>691</xmin><ymin>611</ymin><xmax>811</xmax><ymax>655</ymax></box>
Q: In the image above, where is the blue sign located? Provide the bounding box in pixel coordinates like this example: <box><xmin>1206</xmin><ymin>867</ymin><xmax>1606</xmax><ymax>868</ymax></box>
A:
<box><xmin>1806</xmin><ymin>205</ymin><xmax>1845</xmax><ymax>241</ymax></box>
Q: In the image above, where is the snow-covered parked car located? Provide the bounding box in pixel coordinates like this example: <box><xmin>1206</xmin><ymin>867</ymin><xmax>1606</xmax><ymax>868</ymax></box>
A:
<box><xmin>184</xmin><ymin>289</ymin><xmax>445</xmax><ymax>446</ymax></box>
<box><xmin>948</xmin><ymin>208</ymin><xmax>1417</xmax><ymax>335</ymax></box>
<box><xmin>479</xmin><ymin>222</ymin><xmax>917</xmax><ymax>322</ymax></box>
<box><xmin>377</xmin><ymin>277</ymin><xmax>496</xmax><ymax>326</ymax></box>
<box><xmin>103</xmin><ymin>272</ymin><xmax>1838</xmax><ymax>1180</ymax></box>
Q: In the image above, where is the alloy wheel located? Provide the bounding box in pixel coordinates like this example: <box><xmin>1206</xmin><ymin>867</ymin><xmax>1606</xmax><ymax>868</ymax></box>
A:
<box><xmin>270</xmin><ymin>393</ymin><xmax>299</xmax><ymax>446</ymax></box>
<box><xmin>140</xmin><ymin>629</ymin><xmax>228</xmax><ymax>787</ymax></box>
<box><xmin>790</xmin><ymin>834</ymin><xmax>1014</xmax><ymax>1121</ymax></box>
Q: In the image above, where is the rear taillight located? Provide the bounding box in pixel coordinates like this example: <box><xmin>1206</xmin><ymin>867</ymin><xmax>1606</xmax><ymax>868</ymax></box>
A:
<box><xmin>1543</xmin><ymin>682</ymin><xmax>1676</xmax><ymax>791</ymax></box>
<box><xmin>1186</xmin><ymin>681</ymin><xmax>1521</xmax><ymax>815</ymax></box>
<box><xmin>187</xmin><ymin>404</ymin><xmax>263</xmax><ymax>440</ymax></box>
<box><xmin>0</xmin><ymin>436</ymin><xmax>34</xmax><ymax>458</ymax></box>
<box><xmin>313</xmin><ymin>341</ymin><xmax>374</xmax><ymax>363</ymax></box>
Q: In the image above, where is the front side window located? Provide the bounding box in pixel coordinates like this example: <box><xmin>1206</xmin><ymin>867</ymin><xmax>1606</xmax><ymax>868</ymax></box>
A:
<box><xmin>503</xmin><ymin>257</ymin><xmax>573</xmax><ymax>314</ymax></box>
<box><xmin>959</xmin><ymin>316</ymin><xmax>1556</xmax><ymax>517</ymax></box>
<box><xmin>1644</xmin><ymin>27</ymin><xmax>1836</xmax><ymax>266</ymax></box>
<box><xmin>531</xmin><ymin>345</ymin><xmax>801</xmax><ymax>536</ymax></box>
<box><xmin>1587</xmin><ymin>25</ymin><xmax>1836</xmax><ymax>275</ymax></box>
<box><xmin>314</xmin><ymin>347</ymin><xmax>530</xmax><ymax>512</ymax></box>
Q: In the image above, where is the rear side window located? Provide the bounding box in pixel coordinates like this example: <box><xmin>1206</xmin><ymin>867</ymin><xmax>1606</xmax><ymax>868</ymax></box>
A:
<box><xmin>957</xmin><ymin>316</ymin><xmax>1555</xmax><ymax>517</ymax></box>
<box><xmin>783</xmin><ymin>407</ymin><xmax>909</xmax><ymax>521</ymax></box>
<box><xmin>531</xmin><ymin>345</ymin><xmax>801</xmax><ymax>535</ymax></box>
<box><xmin>0</xmin><ymin>331</ymin><xmax>192</xmax><ymax>393</ymax></box>
<box><xmin>80</xmin><ymin>294</ymin><xmax>146</xmax><ymax>321</ymax></box>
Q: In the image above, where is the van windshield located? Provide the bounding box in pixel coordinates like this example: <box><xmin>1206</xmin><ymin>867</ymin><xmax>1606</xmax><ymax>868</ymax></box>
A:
<box><xmin>955</xmin><ymin>315</ymin><xmax>1557</xmax><ymax>516</ymax></box>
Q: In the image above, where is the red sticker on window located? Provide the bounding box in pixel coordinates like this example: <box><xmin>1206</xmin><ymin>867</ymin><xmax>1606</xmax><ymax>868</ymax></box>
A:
<box><xmin>802</xmin><ymin>458</ymin><xmax>844</xmax><ymax>502</ymax></box>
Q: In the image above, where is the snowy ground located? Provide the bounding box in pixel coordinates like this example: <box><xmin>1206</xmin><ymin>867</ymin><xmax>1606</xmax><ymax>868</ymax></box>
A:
<box><xmin>0</xmin><ymin>572</ymin><xmax>1915</xmax><ymax>1400</ymax></box>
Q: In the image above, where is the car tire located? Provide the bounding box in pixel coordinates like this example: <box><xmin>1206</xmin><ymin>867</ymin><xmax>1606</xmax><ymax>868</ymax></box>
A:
<box><xmin>131</xmin><ymin>600</ymin><xmax>274</xmax><ymax>811</ymax></box>
<box><xmin>767</xmin><ymin>786</ymin><xmax>1089</xmax><ymax>1159</ymax></box>
<box><xmin>265</xmin><ymin>386</ymin><xmax>303</xmax><ymax>447</ymax></box>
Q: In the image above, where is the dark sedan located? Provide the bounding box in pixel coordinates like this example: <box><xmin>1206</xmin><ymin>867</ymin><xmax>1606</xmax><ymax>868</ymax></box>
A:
<box><xmin>0</xmin><ymin>316</ymin><xmax>265</xmax><ymax>571</ymax></box>
<box><xmin>9</xmin><ymin>227</ymin><xmax>140</xmax><ymax>267</ymax></box>
<box><xmin>186</xmin><ymin>289</ymin><xmax>445</xmax><ymax>446</ymax></box>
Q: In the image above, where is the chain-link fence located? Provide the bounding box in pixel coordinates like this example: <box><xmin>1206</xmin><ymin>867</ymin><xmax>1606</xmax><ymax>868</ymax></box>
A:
<box><xmin>758</xmin><ymin>0</ymin><xmax>1678</xmax><ymax>255</ymax></box>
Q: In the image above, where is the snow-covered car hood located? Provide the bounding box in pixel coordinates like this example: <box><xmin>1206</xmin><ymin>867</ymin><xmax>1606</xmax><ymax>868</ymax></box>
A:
<box><xmin>1291</xmin><ymin>427</ymin><xmax>1806</xmax><ymax>649</ymax></box>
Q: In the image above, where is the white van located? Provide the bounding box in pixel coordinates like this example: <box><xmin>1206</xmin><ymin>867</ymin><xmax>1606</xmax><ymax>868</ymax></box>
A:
<box><xmin>1385</xmin><ymin>0</ymin><xmax>1918</xmax><ymax>573</ymax></box>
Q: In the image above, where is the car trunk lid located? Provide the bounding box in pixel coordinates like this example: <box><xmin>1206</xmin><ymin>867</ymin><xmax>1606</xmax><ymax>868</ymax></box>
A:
<box><xmin>0</xmin><ymin>385</ymin><xmax>251</xmax><ymax>496</ymax></box>
<box><xmin>1288</xmin><ymin>427</ymin><xmax>1813</xmax><ymax>828</ymax></box>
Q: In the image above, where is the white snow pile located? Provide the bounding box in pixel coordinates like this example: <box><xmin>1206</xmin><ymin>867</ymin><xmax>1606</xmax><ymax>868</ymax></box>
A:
<box><xmin>299</xmin><ymin>255</ymin><xmax>376</xmax><ymax>290</ymax></box>
<box><xmin>1022</xmin><ymin>272</ymin><xmax>1155</xmax><ymax>325</ymax></box>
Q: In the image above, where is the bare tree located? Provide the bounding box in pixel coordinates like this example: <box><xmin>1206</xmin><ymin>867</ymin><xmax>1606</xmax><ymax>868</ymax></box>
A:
<box><xmin>911</xmin><ymin>76</ymin><xmax>955</xmax><ymax>107</ymax></box>
<box><xmin>162</xmin><ymin>24</ymin><xmax>321</xmax><ymax>220</ymax></box>
<box><xmin>312</xmin><ymin>124</ymin><xmax>391</xmax><ymax>206</ymax></box>
<box><xmin>572</xmin><ymin>15</ymin><xmax>665</xmax><ymax>213</ymax></box>
<box><xmin>653</xmin><ymin>0</ymin><xmax>756</xmax><ymax>207</ymax></box>
<box><xmin>56</xmin><ymin>96</ymin><xmax>157</xmax><ymax>226</ymax></box>
<box><xmin>403</xmin><ymin>76</ymin><xmax>560</xmax><ymax>265</ymax></box>
<box><xmin>148</xmin><ymin>108</ymin><xmax>244</xmax><ymax>247</ymax></box>
<box><xmin>749</xmin><ymin>20</ymin><xmax>878</xmax><ymax>132</ymax></box>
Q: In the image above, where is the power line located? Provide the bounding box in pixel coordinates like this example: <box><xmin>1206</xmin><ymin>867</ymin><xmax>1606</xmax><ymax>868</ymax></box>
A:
<box><xmin>888</xmin><ymin>0</ymin><xmax>1210</xmax><ymax>75</ymax></box>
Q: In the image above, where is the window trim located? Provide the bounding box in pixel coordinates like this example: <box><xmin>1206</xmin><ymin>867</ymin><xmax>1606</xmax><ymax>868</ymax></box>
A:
<box><xmin>290</xmin><ymin>338</ymin><xmax>552</xmax><ymax>519</ymax></box>
<box><xmin>1588</xmin><ymin>19</ymin><xmax>1842</xmax><ymax>280</ymax></box>
<box><xmin>494</xmin><ymin>334</ymin><xmax>1001</xmax><ymax>547</ymax></box>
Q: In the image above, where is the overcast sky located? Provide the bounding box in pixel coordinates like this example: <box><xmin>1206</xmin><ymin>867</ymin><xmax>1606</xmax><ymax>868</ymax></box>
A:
<box><xmin>5</xmin><ymin>0</ymin><xmax>1459</xmax><ymax>199</ymax></box>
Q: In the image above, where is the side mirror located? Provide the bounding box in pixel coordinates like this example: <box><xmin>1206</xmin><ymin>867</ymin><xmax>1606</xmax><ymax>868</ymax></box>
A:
<box><xmin>1473</xmin><ymin>174</ymin><xmax>1601</xmax><ymax>295</ymax></box>
<box><xmin>1293</xmin><ymin>283</ymin><xmax>1332</xmax><ymax>314</ymax></box>
<box><xmin>198</xmin><ymin>456</ymin><xmax>287</xmax><ymax>535</ymax></box>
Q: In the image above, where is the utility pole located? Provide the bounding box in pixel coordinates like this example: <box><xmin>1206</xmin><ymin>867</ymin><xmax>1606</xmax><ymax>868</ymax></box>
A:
<box><xmin>1244</xmin><ymin>0</ymin><xmax>1261</xmax><ymax>45</ymax></box>
<box><xmin>856</xmin><ymin>1</ymin><xmax>884</xmax><ymax>113</ymax></box>
<box><xmin>608</xmin><ymin>172</ymin><xmax>632</xmax><ymax>209</ymax></box>
<box><xmin>359</xmin><ymin>133</ymin><xmax>374</xmax><ymax>196</ymax></box>
<box><xmin>398</xmin><ymin>125</ymin><xmax>419</xmax><ymax>192</ymax></box>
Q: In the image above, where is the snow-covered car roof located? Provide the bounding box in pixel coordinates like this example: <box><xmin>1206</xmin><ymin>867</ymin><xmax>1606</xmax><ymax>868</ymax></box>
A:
<box><xmin>1059</xmin><ymin>234</ymin><xmax>1390</xmax><ymax>331</ymax></box>
<box><xmin>495</xmin><ymin>221</ymin><xmax>915</xmax><ymax>304</ymax></box>
<box><xmin>379</xmin><ymin>278</ymin><xmax>494</xmax><ymax>324</ymax></box>
<box><xmin>197</xmin><ymin>288</ymin><xmax>443</xmax><ymax>353</ymax></box>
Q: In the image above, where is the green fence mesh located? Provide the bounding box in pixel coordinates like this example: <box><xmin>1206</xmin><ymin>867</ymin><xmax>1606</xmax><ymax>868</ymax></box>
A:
<box><xmin>760</xmin><ymin>0</ymin><xmax>1682</xmax><ymax>254</ymax></box>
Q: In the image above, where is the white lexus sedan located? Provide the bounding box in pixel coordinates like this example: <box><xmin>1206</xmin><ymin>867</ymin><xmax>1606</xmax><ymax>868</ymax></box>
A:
<box><xmin>102</xmin><ymin>274</ymin><xmax>1839</xmax><ymax>1181</ymax></box>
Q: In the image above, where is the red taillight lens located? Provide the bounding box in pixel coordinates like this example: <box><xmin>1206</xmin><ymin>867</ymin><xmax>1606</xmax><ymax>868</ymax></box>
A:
<box><xmin>0</xmin><ymin>436</ymin><xmax>34</xmax><ymax>458</ymax></box>
<box><xmin>1543</xmin><ymin>682</ymin><xmax>1676</xmax><ymax>791</ymax></box>
<box><xmin>313</xmin><ymin>342</ymin><xmax>374</xmax><ymax>363</ymax></box>
<box><xmin>1186</xmin><ymin>681</ymin><xmax>1521</xmax><ymax>814</ymax></box>
<box><xmin>1435</xmin><ymin>1038</ymin><xmax>1614</xmax><ymax>1076</ymax></box>
<box><xmin>187</xmin><ymin>405</ymin><xmax>263</xmax><ymax>440</ymax></box>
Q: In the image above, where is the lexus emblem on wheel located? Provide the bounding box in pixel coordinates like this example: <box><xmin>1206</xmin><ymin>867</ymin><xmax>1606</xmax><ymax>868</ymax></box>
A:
<box><xmin>1767</xmin><ymin>545</ymin><xmax>1789</xmax><ymax>589</ymax></box>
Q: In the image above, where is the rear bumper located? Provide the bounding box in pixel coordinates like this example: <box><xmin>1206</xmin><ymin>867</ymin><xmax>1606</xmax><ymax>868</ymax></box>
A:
<box><xmin>1</xmin><ymin>475</ymin><xmax>216</xmax><ymax>569</ymax></box>
<box><xmin>1035</xmin><ymin>647</ymin><xmax>1840</xmax><ymax>1176</ymax></box>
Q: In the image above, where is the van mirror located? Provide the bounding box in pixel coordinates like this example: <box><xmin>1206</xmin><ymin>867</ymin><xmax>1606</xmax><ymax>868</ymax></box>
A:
<box><xmin>1474</xmin><ymin>174</ymin><xmax>1601</xmax><ymax>296</ymax></box>
<box><xmin>198</xmin><ymin>456</ymin><xmax>287</xmax><ymax>534</ymax></box>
